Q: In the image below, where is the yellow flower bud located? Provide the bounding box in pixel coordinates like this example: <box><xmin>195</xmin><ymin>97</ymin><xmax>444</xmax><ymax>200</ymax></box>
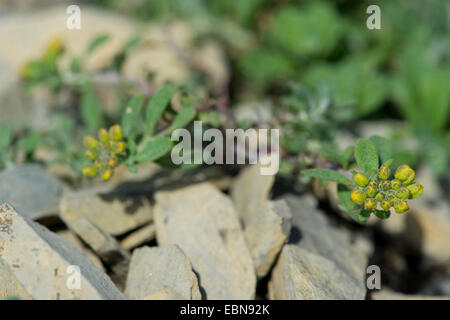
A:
<box><xmin>85</xmin><ymin>150</ymin><xmax>97</xmax><ymax>160</ymax></box>
<box><xmin>350</xmin><ymin>190</ymin><xmax>366</xmax><ymax>205</ymax></box>
<box><xmin>109</xmin><ymin>124</ymin><xmax>123</xmax><ymax>141</ymax></box>
<box><xmin>389</xmin><ymin>196</ymin><xmax>398</xmax><ymax>206</ymax></box>
<box><xmin>354</xmin><ymin>173</ymin><xmax>369</xmax><ymax>187</ymax></box>
<box><xmin>364</xmin><ymin>186</ymin><xmax>377</xmax><ymax>198</ymax></box>
<box><xmin>47</xmin><ymin>37</ymin><xmax>64</xmax><ymax>55</ymax></box>
<box><xmin>390</xmin><ymin>179</ymin><xmax>401</xmax><ymax>190</ymax></box>
<box><xmin>394</xmin><ymin>200</ymin><xmax>409</xmax><ymax>214</ymax></box>
<box><xmin>98</xmin><ymin>128</ymin><xmax>109</xmax><ymax>143</ymax></box>
<box><xmin>394</xmin><ymin>165</ymin><xmax>415</xmax><ymax>185</ymax></box>
<box><xmin>101</xmin><ymin>169</ymin><xmax>113</xmax><ymax>181</ymax></box>
<box><xmin>378</xmin><ymin>165</ymin><xmax>391</xmax><ymax>180</ymax></box>
<box><xmin>368</xmin><ymin>180</ymin><xmax>377</xmax><ymax>189</ymax></box>
<box><xmin>407</xmin><ymin>183</ymin><xmax>424</xmax><ymax>199</ymax></box>
<box><xmin>364</xmin><ymin>198</ymin><xmax>376</xmax><ymax>210</ymax></box>
<box><xmin>375</xmin><ymin>193</ymin><xmax>384</xmax><ymax>202</ymax></box>
<box><xmin>114</xmin><ymin>141</ymin><xmax>126</xmax><ymax>155</ymax></box>
<box><xmin>83</xmin><ymin>136</ymin><xmax>98</xmax><ymax>149</ymax></box>
<box><xmin>396</xmin><ymin>187</ymin><xmax>410</xmax><ymax>199</ymax></box>
<box><xmin>108</xmin><ymin>157</ymin><xmax>117</xmax><ymax>168</ymax></box>
<box><xmin>378</xmin><ymin>181</ymin><xmax>390</xmax><ymax>191</ymax></box>
<box><xmin>82</xmin><ymin>166</ymin><xmax>97</xmax><ymax>177</ymax></box>
<box><xmin>381</xmin><ymin>200</ymin><xmax>391</xmax><ymax>211</ymax></box>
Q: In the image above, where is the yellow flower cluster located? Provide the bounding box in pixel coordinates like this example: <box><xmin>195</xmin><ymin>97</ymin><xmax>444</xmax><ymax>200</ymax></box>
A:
<box><xmin>350</xmin><ymin>165</ymin><xmax>423</xmax><ymax>214</ymax></box>
<box><xmin>82</xmin><ymin>125</ymin><xmax>126</xmax><ymax>181</ymax></box>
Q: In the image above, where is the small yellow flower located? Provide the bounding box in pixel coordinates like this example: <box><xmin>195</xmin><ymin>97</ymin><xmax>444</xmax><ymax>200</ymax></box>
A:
<box><xmin>82</xmin><ymin>166</ymin><xmax>97</xmax><ymax>177</ymax></box>
<box><xmin>396</xmin><ymin>187</ymin><xmax>410</xmax><ymax>199</ymax></box>
<box><xmin>46</xmin><ymin>37</ymin><xmax>64</xmax><ymax>55</ymax></box>
<box><xmin>101</xmin><ymin>169</ymin><xmax>113</xmax><ymax>181</ymax></box>
<box><xmin>350</xmin><ymin>190</ymin><xmax>366</xmax><ymax>205</ymax></box>
<box><xmin>407</xmin><ymin>183</ymin><xmax>424</xmax><ymax>199</ymax></box>
<box><xmin>85</xmin><ymin>150</ymin><xmax>97</xmax><ymax>160</ymax></box>
<box><xmin>354</xmin><ymin>173</ymin><xmax>369</xmax><ymax>187</ymax></box>
<box><xmin>83</xmin><ymin>136</ymin><xmax>98</xmax><ymax>149</ymax></box>
<box><xmin>378</xmin><ymin>181</ymin><xmax>391</xmax><ymax>191</ymax></box>
<box><xmin>394</xmin><ymin>200</ymin><xmax>409</xmax><ymax>214</ymax></box>
<box><xmin>109</xmin><ymin>124</ymin><xmax>123</xmax><ymax>141</ymax></box>
<box><xmin>378</xmin><ymin>165</ymin><xmax>391</xmax><ymax>180</ymax></box>
<box><xmin>375</xmin><ymin>193</ymin><xmax>384</xmax><ymax>202</ymax></box>
<box><xmin>390</xmin><ymin>179</ymin><xmax>401</xmax><ymax>190</ymax></box>
<box><xmin>98</xmin><ymin>128</ymin><xmax>109</xmax><ymax>143</ymax></box>
<box><xmin>364</xmin><ymin>185</ymin><xmax>377</xmax><ymax>198</ymax></box>
<box><xmin>394</xmin><ymin>165</ymin><xmax>415</xmax><ymax>185</ymax></box>
<box><xmin>108</xmin><ymin>157</ymin><xmax>117</xmax><ymax>168</ymax></box>
<box><xmin>364</xmin><ymin>198</ymin><xmax>376</xmax><ymax>210</ymax></box>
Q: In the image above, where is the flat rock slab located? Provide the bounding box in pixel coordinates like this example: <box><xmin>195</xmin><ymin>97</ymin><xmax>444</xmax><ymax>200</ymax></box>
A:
<box><xmin>0</xmin><ymin>257</ymin><xmax>32</xmax><ymax>300</ymax></box>
<box><xmin>244</xmin><ymin>200</ymin><xmax>292</xmax><ymax>278</ymax></box>
<box><xmin>231</xmin><ymin>164</ymin><xmax>275</xmax><ymax>217</ymax></box>
<box><xmin>284</xmin><ymin>194</ymin><xmax>371</xmax><ymax>285</ymax></box>
<box><xmin>154</xmin><ymin>183</ymin><xmax>256</xmax><ymax>300</ymax></box>
<box><xmin>0</xmin><ymin>165</ymin><xmax>63</xmax><ymax>220</ymax></box>
<box><xmin>125</xmin><ymin>245</ymin><xmax>201</xmax><ymax>300</ymax></box>
<box><xmin>269</xmin><ymin>245</ymin><xmax>365</xmax><ymax>300</ymax></box>
<box><xmin>61</xmin><ymin>190</ymin><xmax>152</xmax><ymax>236</ymax></box>
<box><xmin>0</xmin><ymin>202</ymin><xmax>126</xmax><ymax>299</ymax></box>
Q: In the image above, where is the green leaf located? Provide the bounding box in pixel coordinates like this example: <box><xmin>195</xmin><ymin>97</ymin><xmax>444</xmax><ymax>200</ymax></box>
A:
<box><xmin>80</xmin><ymin>88</ymin><xmax>103</xmax><ymax>133</ymax></box>
<box><xmin>86</xmin><ymin>34</ymin><xmax>110</xmax><ymax>55</ymax></box>
<box><xmin>302</xmin><ymin>168</ymin><xmax>352</xmax><ymax>185</ymax></box>
<box><xmin>146</xmin><ymin>85</ymin><xmax>177</xmax><ymax>136</ymax></box>
<box><xmin>369</xmin><ymin>136</ymin><xmax>392</xmax><ymax>165</ymax></box>
<box><xmin>134</xmin><ymin>136</ymin><xmax>173</xmax><ymax>163</ymax></box>
<box><xmin>374</xmin><ymin>210</ymin><xmax>391</xmax><ymax>220</ymax></box>
<box><xmin>122</xmin><ymin>95</ymin><xmax>145</xmax><ymax>138</ymax></box>
<box><xmin>354</xmin><ymin>138</ymin><xmax>379</xmax><ymax>176</ymax></box>
<box><xmin>168</xmin><ymin>106</ymin><xmax>196</xmax><ymax>134</ymax></box>
<box><xmin>18</xmin><ymin>132</ymin><xmax>41</xmax><ymax>153</ymax></box>
<box><xmin>0</xmin><ymin>125</ymin><xmax>12</xmax><ymax>150</ymax></box>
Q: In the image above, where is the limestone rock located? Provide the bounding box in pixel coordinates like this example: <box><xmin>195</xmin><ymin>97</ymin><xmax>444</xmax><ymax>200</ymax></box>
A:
<box><xmin>120</xmin><ymin>224</ymin><xmax>156</xmax><ymax>251</ymax></box>
<box><xmin>154</xmin><ymin>183</ymin><xmax>256</xmax><ymax>299</ymax></box>
<box><xmin>125</xmin><ymin>245</ymin><xmax>201</xmax><ymax>300</ymax></box>
<box><xmin>0</xmin><ymin>165</ymin><xmax>63</xmax><ymax>220</ymax></box>
<box><xmin>243</xmin><ymin>200</ymin><xmax>292</xmax><ymax>278</ymax></box>
<box><xmin>0</xmin><ymin>202</ymin><xmax>126</xmax><ymax>299</ymax></box>
<box><xmin>269</xmin><ymin>245</ymin><xmax>365</xmax><ymax>300</ymax></box>
<box><xmin>59</xmin><ymin>213</ymin><xmax>130</xmax><ymax>286</ymax></box>
<box><xmin>371</xmin><ymin>289</ymin><xmax>450</xmax><ymax>300</ymax></box>
<box><xmin>231</xmin><ymin>164</ymin><xmax>275</xmax><ymax>217</ymax></box>
<box><xmin>284</xmin><ymin>194</ymin><xmax>371</xmax><ymax>284</ymax></box>
<box><xmin>57</xmin><ymin>229</ymin><xmax>104</xmax><ymax>271</ymax></box>
<box><xmin>140</xmin><ymin>288</ymin><xmax>184</xmax><ymax>300</ymax></box>
<box><xmin>0</xmin><ymin>257</ymin><xmax>32</xmax><ymax>300</ymax></box>
<box><xmin>60</xmin><ymin>190</ymin><xmax>152</xmax><ymax>236</ymax></box>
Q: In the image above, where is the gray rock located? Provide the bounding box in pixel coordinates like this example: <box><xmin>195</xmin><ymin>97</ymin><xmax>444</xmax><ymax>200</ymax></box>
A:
<box><xmin>0</xmin><ymin>257</ymin><xmax>32</xmax><ymax>300</ymax></box>
<box><xmin>231</xmin><ymin>164</ymin><xmax>275</xmax><ymax>217</ymax></box>
<box><xmin>268</xmin><ymin>194</ymin><xmax>372</xmax><ymax>300</ymax></box>
<box><xmin>0</xmin><ymin>165</ymin><xmax>63</xmax><ymax>220</ymax></box>
<box><xmin>59</xmin><ymin>213</ymin><xmax>130</xmax><ymax>287</ymax></box>
<box><xmin>120</xmin><ymin>224</ymin><xmax>156</xmax><ymax>251</ymax></box>
<box><xmin>243</xmin><ymin>200</ymin><xmax>292</xmax><ymax>278</ymax></box>
<box><xmin>371</xmin><ymin>289</ymin><xmax>450</xmax><ymax>300</ymax></box>
<box><xmin>154</xmin><ymin>183</ymin><xmax>256</xmax><ymax>300</ymax></box>
<box><xmin>60</xmin><ymin>190</ymin><xmax>152</xmax><ymax>236</ymax></box>
<box><xmin>140</xmin><ymin>288</ymin><xmax>185</xmax><ymax>300</ymax></box>
<box><xmin>284</xmin><ymin>194</ymin><xmax>371</xmax><ymax>285</ymax></box>
<box><xmin>421</xmin><ymin>274</ymin><xmax>450</xmax><ymax>296</ymax></box>
<box><xmin>269</xmin><ymin>245</ymin><xmax>366</xmax><ymax>299</ymax></box>
<box><xmin>125</xmin><ymin>245</ymin><xmax>201</xmax><ymax>300</ymax></box>
<box><xmin>0</xmin><ymin>202</ymin><xmax>126</xmax><ymax>299</ymax></box>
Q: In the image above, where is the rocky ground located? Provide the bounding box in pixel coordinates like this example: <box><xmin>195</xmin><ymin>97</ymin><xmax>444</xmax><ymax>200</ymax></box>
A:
<box><xmin>0</xmin><ymin>162</ymin><xmax>449</xmax><ymax>300</ymax></box>
<box><xmin>1</xmin><ymin>4</ymin><xmax>450</xmax><ymax>300</ymax></box>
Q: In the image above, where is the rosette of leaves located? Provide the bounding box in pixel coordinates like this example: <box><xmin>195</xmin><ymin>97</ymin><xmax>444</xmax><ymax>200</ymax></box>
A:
<box><xmin>302</xmin><ymin>137</ymin><xmax>423</xmax><ymax>223</ymax></box>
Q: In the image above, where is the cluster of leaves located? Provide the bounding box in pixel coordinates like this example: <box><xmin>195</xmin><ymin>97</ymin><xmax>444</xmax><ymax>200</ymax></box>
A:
<box><xmin>303</xmin><ymin>137</ymin><xmax>423</xmax><ymax>223</ymax></box>
<box><xmin>99</xmin><ymin>0</ymin><xmax>450</xmax><ymax>178</ymax></box>
<box><xmin>81</xmin><ymin>85</ymin><xmax>197</xmax><ymax>181</ymax></box>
